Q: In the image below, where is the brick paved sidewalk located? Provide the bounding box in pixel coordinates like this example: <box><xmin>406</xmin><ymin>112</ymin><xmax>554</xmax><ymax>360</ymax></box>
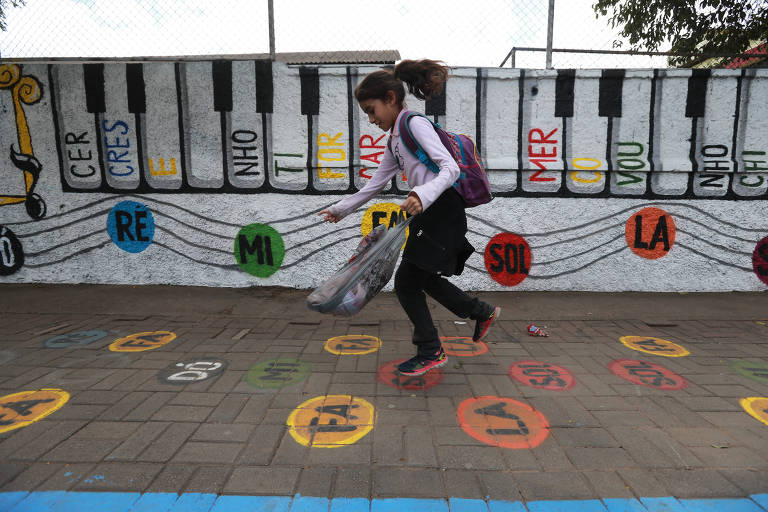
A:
<box><xmin>0</xmin><ymin>284</ymin><xmax>766</xmax><ymax>506</ymax></box>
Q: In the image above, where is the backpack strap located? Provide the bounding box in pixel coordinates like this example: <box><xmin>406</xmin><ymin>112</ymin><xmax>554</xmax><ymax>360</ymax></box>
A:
<box><xmin>398</xmin><ymin>111</ymin><xmax>441</xmax><ymax>174</ymax></box>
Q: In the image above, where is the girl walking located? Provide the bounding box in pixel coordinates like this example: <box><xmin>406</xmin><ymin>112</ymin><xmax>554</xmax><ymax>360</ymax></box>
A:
<box><xmin>319</xmin><ymin>59</ymin><xmax>500</xmax><ymax>376</ymax></box>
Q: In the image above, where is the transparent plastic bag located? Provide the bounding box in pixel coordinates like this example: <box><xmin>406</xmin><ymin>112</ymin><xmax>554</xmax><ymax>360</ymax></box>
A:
<box><xmin>307</xmin><ymin>217</ymin><xmax>411</xmax><ymax>316</ymax></box>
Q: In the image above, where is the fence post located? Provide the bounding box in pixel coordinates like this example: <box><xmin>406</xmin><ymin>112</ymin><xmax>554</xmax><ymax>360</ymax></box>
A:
<box><xmin>546</xmin><ymin>0</ymin><xmax>555</xmax><ymax>69</ymax></box>
<box><xmin>268</xmin><ymin>0</ymin><xmax>276</xmax><ymax>60</ymax></box>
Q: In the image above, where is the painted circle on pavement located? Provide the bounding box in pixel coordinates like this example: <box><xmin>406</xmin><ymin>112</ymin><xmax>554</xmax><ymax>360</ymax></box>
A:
<box><xmin>158</xmin><ymin>358</ymin><xmax>228</xmax><ymax>384</ymax></box>
<box><xmin>245</xmin><ymin>358</ymin><xmax>311</xmax><ymax>389</ymax></box>
<box><xmin>361</xmin><ymin>202</ymin><xmax>409</xmax><ymax>239</ymax></box>
<box><xmin>740</xmin><ymin>397</ymin><xmax>768</xmax><ymax>427</ymax></box>
<box><xmin>234</xmin><ymin>223</ymin><xmax>285</xmax><ymax>278</ymax></box>
<box><xmin>107</xmin><ymin>201</ymin><xmax>155</xmax><ymax>253</ymax></box>
<box><xmin>457</xmin><ymin>396</ymin><xmax>550</xmax><ymax>449</ymax></box>
<box><xmin>619</xmin><ymin>336</ymin><xmax>690</xmax><ymax>357</ymax></box>
<box><xmin>625</xmin><ymin>207</ymin><xmax>675</xmax><ymax>259</ymax></box>
<box><xmin>43</xmin><ymin>330</ymin><xmax>110</xmax><ymax>349</ymax></box>
<box><xmin>484</xmin><ymin>233</ymin><xmax>531</xmax><ymax>287</ymax></box>
<box><xmin>440</xmin><ymin>336</ymin><xmax>488</xmax><ymax>357</ymax></box>
<box><xmin>730</xmin><ymin>360</ymin><xmax>768</xmax><ymax>385</ymax></box>
<box><xmin>0</xmin><ymin>389</ymin><xmax>70</xmax><ymax>434</ymax></box>
<box><xmin>509</xmin><ymin>361</ymin><xmax>576</xmax><ymax>391</ymax></box>
<box><xmin>608</xmin><ymin>359</ymin><xmax>688</xmax><ymax>390</ymax></box>
<box><xmin>287</xmin><ymin>395</ymin><xmax>375</xmax><ymax>448</ymax></box>
<box><xmin>325</xmin><ymin>335</ymin><xmax>381</xmax><ymax>355</ymax></box>
<box><xmin>753</xmin><ymin>236</ymin><xmax>768</xmax><ymax>286</ymax></box>
<box><xmin>109</xmin><ymin>331</ymin><xmax>176</xmax><ymax>352</ymax></box>
<box><xmin>378</xmin><ymin>359</ymin><xmax>443</xmax><ymax>390</ymax></box>
<box><xmin>0</xmin><ymin>225</ymin><xmax>24</xmax><ymax>275</ymax></box>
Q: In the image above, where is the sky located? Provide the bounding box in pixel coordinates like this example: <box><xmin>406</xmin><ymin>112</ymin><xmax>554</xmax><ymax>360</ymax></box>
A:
<box><xmin>0</xmin><ymin>0</ymin><xmax>670</xmax><ymax>68</ymax></box>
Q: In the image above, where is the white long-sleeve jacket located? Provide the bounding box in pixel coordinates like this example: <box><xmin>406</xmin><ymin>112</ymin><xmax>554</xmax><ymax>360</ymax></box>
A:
<box><xmin>327</xmin><ymin>109</ymin><xmax>460</xmax><ymax>220</ymax></box>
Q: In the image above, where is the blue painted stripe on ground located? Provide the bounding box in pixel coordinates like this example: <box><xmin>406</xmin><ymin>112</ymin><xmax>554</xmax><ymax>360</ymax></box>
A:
<box><xmin>449</xmin><ymin>497</ymin><xmax>489</xmax><ymax>511</ymax></box>
<box><xmin>0</xmin><ymin>491</ymin><xmax>28</xmax><ymax>510</ymax></box>
<box><xmin>526</xmin><ymin>499</ymin><xmax>608</xmax><ymax>512</ymax></box>
<box><xmin>371</xmin><ymin>497</ymin><xmax>449</xmax><ymax>512</ymax></box>
<box><xmin>487</xmin><ymin>499</ymin><xmax>528</xmax><ymax>512</ymax></box>
<box><xmin>10</xmin><ymin>490</ymin><xmax>68</xmax><ymax>512</ymax></box>
<box><xmin>125</xmin><ymin>492</ymin><xmax>179</xmax><ymax>512</ymax></box>
<box><xmin>679</xmin><ymin>498</ymin><xmax>765</xmax><ymax>512</ymax></box>
<box><xmin>208</xmin><ymin>495</ymin><xmax>292</xmax><ymax>512</ymax></box>
<box><xmin>639</xmin><ymin>497</ymin><xmax>686</xmax><ymax>511</ymax></box>
<box><xmin>169</xmin><ymin>492</ymin><xmax>218</xmax><ymax>511</ymax></box>
<box><xmin>329</xmin><ymin>497</ymin><xmax>371</xmax><ymax>512</ymax></box>
<box><xmin>602</xmin><ymin>498</ymin><xmax>648</xmax><ymax>512</ymax></box>
<box><xmin>752</xmin><ymin>495</ymin><xmax>768</xmax><ymax>512</ymax></box>
<box><xmin>290</xmin><ymin>495</ymin><xmax>330</xmax><ymax>512</ymax></box>
<box><xmin>44</xmin><ymin>491</ymin><xmax>140</xmax><ymax>512</ymax></box>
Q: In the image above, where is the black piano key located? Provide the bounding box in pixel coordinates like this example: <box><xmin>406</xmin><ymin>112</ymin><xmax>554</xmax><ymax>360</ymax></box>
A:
<box><xmin>555</xmin><ymin>69</ymin><xmax>575</xmax><ymax>118</ymax></box>
<box><xmin>126</xmin><ymin>63</ymin><xmax>146</xmax><ymax>114</ymax></box>
<box><xmin>212</xmin><ymin>60</ymin><xmax>233</xmax><ymax>113</ymax></box>
<box><xmin>255</xmin><ymin>59</ymin><xmax>273</xmax><ymax>113</ymax></box>
<box><xmin>599</xmin><ymin>69</ymin><xmax>624</xmax><ymax>117</ymax></box>
<box><xmin>686</xmin><ymin>69</ymin><xmax>710</xmax><ymax>118</ymax></box>
<box><xmin>83</xmin><ymin>63</ymin><xmax>105</xmax><ymax>114</ymax></box>
<box><xmin>300</xmin><ymin>66</ymin><xmax>320</xmax><ymax>116</ymax></box>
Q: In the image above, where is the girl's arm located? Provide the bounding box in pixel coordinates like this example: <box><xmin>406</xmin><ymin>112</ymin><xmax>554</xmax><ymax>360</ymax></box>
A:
<box><xmin>407</xmin><ymin>116</ymin><xmax>460</xmax><ymax>211</ymax></box>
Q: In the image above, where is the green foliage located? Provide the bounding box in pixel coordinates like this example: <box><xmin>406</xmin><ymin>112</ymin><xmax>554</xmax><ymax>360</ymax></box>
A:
<box><xmin>593</xmin><ymin>0</ymin><xmax>768</xmax><ymax>65</ymax></box>
<box><xmin>0</xmin><ymin>0</ymin><xmax>24</xmax><ymax>31</ymax></box>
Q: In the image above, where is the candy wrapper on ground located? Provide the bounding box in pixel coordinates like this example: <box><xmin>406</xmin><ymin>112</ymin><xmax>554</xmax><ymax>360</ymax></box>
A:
<box><xmin>307</xmin><ymin>217</ymin><xmax>411</xmax><ymax>316</ymax></box>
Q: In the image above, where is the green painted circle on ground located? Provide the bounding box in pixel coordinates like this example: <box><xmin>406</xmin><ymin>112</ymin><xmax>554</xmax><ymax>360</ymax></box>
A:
<box><xmin>234</xmin><ymin>223</ymin><xmax>285</xmax><ymax>277</ymax></box>
<box><xmin>244</xmin><ymin>358</ymin><xmax>310</xmax><ymax>389</ymax></box>
<box><xmin>730</xmin><ymin>360</ymin><xmax>768</xmax><ymax>385</ymax></box>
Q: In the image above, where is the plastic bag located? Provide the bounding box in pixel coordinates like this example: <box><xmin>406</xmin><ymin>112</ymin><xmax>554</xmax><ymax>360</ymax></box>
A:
<box><xmin>307</xmin><ymin>217</ymin><xmax>411</xmax><ymax>316</ymax></box>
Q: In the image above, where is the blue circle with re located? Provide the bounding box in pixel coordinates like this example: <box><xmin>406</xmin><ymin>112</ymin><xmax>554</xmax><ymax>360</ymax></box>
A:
<box><xmin>107</xmin><ymin>201</ymin><xmax>155</xmax><ymax>253</ymax></box>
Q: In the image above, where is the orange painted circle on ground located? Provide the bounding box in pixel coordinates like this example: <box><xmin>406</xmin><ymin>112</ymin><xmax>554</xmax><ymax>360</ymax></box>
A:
<box><xmin>509</xmin><ymin>361</ymin><xmax>576</xmax><ymax>391</ymax></box>
<box><xmin>608</xmin><ymin>359</ymin><xmax>688</xmax><ymax>390</ymax></box>
<box><xmin>740</xmin><ymin>397</ymin><xmax>768</xmax><ymax>427</ymax></box>
<box><xmin>440</xmin><ymin>336</ymin><xmax>488</xmax><ymax>357</ymax></box>
<box><xmin>484</xmin><ymin>233</ymin><xmax>531</xmax><ymax>287</ymax></box>
<box><xmin>324</xmin><ymin>335</ymin><xmax>381</xmax><ymax>355</ymax></box>
<box><xmin>457</xmin><ymin>396</ymin><xmax>550</xmax><ymax>449</ymax></box>
<box><xmin>0</xmin><ymin>389</ymin><xmax>70</xmax><ymax>434</ymax></box>
<box><xmin>625</xmin><ymin>207</ymin><xmax>676</xmax><ymax>259</ymax></box>
<box><xmin>619</xmin><ymin>336</ymin><xmax>690</xmax><ymax>357</ymax></box>
<box><xmin>286</xmin><ymin>395</ymin><xmax>375</xmax><ymax>448</ymax></box>
<box><xmin>378</xmin><ymin>359</ymin><xmax>443</xmax><ymax>390</ymax></box>
<box><xmin>109</xmin><ymin>331</ymin><xmax>176</xmax><ymax>352</ymax></box>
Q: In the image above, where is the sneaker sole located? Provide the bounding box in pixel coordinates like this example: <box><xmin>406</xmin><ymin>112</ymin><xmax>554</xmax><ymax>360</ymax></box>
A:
<box><xmin>475</xmin><ymin>306</ymin><xmax>501</xmax><ymax>342</ymax></box>
<box><xmin>397</xmin><ymin>357</ymin><xmax>447</xmax><ymax>377</ymax></box>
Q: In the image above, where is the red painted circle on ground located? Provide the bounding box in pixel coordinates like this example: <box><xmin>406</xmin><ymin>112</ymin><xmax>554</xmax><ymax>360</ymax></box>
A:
<box><xmin>608</xmin><ymin>359</ymin><xmax>688</xmax><ymax>390</ymax></box>
<box><xmin>440</xmin><ymin>336</ymin><xmax>488</xmax><ymax>357</ymax></box>
<box><xmin>457</xmin><ymin>396</ymin><xmax>550</xmax><ymax>449</ymax></box>
<box><xmin>625</xmin><ymin>207</ymin><xmax>676</xmax><ymax>259</ymax></box>
<box><xmin>509</xmin><ymin>361</ymin><xmax>576</xmax><ymax>391</ymax></box>
<box><xmin>484</xmin><ymin>233</ymin><xmax>531</xmax><ymax>286</ymax></box>
<box><xmin>753</xmin><ymin>236</ymin><xmax>768</xmax><ymax>286</ymax></box>
<box><xmin>377</xmin><ymin>359</ymin><xmax>443</xmax><ymax>390</ymax></box>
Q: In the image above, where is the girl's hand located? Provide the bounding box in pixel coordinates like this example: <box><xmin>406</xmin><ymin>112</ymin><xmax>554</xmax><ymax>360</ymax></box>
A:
<box><xmin>318</xmin><ymin>209</ymin><xmax>340</xmax><ymax>223</ymax></box>
<box><xmin>400</xmin><ymin>193</ymin><xmax>422</xmax><ymax>216</ymax></box>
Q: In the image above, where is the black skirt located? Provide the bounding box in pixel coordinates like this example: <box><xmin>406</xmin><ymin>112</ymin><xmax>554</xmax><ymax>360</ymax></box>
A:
<box><xmin>402</xmin><ymin>187</ymin><xmax>474</xmax><ymax>277</ymax></box>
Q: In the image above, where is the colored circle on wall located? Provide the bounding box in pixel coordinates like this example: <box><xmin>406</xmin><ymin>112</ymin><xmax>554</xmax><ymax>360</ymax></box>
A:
<box><xmin>109</xmin><ymin>331</ymin><xmax>176</xmax><ymax>352</ymax></box>
<box><xmin>509</xmin><ymin>361</ymin><xmax>576</xmax><ymax>391</ymax></box>
<box><xmin>378</xmin><ymin>359</ymin><xmax>443</xmax><ymax>390</ymax></box>
<box><xmin>484</xmin><ymin>233</ymin><xmax>531</xmax><ymax>286</ymax></box>
<box><xmin>619</xmin><ymin>336</ymin><xmax>689</xmax><ymax>357</ymax></box>
<box><xmin>107</xmin><ymin>201</ymin><xmax>155</xmax><ymax>253</ymax></box>
<box><xmin>730</xmin><ymin>360</ymin><xmax>768</xmax><ymax>385</ymax></box>
<box><xmin>245</xmin><ymin>358</ymin><xmax>310</xmax><ymax>389</ymax></box>
<box><xmin>287</xmin><ymin>395</ymin><xmax>375</xmax><ymax>448</ymax></box>
<box><xmin>325</xmin><ymin>335</ymin><xmax>381</xmax><ymax>355</ymax></box>
<box><xmin>0</xmin><ymin>389</ymin><xmax>70</xmax><ymax>434</ymax></box>
<box><xmin>0</xmin><ymin>225</ymin><xmax>24</xmax><ymax>275</ymax></box>
<box><xmin>44</xmin><ymin>330</ymin><xmax>110</xmax><ymax>349</ymax></box>
<box><xmin>740</xmin><ymin>397</ymin><xmax>768</xmax><ymax>427</ymax></box>
<box><xmin>753</xmin><ymin>236</ymin><xmax>768</xmax><ymax>286</ymax></box>
<box><xmin>234</xmin><ymin>223</ymin><xmax>285</xmax><ymax>277</ymax></box>
<box><xmin>361</xmin><ymin>202</ymin><xmax>409</xmax><ymax>239</ymax></box>
<box><xmin>625</xmin><ymin>207</ymin><xmax>675</xmax><ymax>259</ymax></box>
<box><xmin>608</xmin><ymin>359</ymin><xmax>688</xmax><ymax>390</ymax></box>
<box><xmin>457</xmin><ymin>396</ymin><xmax>550</xmax><ymax>449</ymax></box>
<box><xmin>159</xmin><ymin>358</ymin><xmax>228</xmax><ymax>384</ymax></box>
<box><xmin>440</xmin><ymin>336</ymin><xmax>488</xmax><ymax>357</ymax></box>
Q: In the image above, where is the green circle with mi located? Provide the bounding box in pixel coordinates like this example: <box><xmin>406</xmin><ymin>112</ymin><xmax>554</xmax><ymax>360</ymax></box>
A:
<box><xmin>234</xmin><ymin>223</ymin><xmax>285</xmax><ymax>277</ymax></box>
<box><xmin>730</xmin><ymin>360</ymin><xmax>768</xmax><ymax>384</ymax></box>
<box><xmin>245</xmin><ymin>358</ymin><xmax>310</xmax><ymax>389</ymax></box>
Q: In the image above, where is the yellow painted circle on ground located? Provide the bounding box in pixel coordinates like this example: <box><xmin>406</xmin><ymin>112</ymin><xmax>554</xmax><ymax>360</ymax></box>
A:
<box><xmin>109</xmin><ymin>331</ymin><xmax>177</xmax><ymax>352</ymax></box>
<box><xmin>325</xmin><ymin>335</ymin><xmax>381</xmax><ymax>355</ymax></box>
<box><xmin>286</xmin><ymin>394</ymin><xmax>375</xmax><ymax>448</ymax></box>
<box><xmin>361</xmin><ymin>202</ymin><xmax>409</xmax><ymax>240</ymax></box>
<box><xmin>619</xmin><ymin>336</ymin><xmax>690</xmax><ymax>357</ymax></box>
<box><xmin>0</xmin><ymin>389</ymin><xmax>70</xmax><ymax>434</ymax></box>
<box><xmin>740</xmin><ymin>397</ymin><xmax>768</xmax><ymax>427</ymax></box>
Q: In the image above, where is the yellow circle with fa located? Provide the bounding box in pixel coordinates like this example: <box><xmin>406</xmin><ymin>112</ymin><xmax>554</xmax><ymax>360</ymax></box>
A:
<box><xmin>740</xmin><ymin>397</ymin><xmax>768</xmax><ymax>427</ymax></box>
<box><xmin>0</xmin><ymin>389</ymin><xmax>70</xmax><ymax>434</ymax></box>
<box><xmin>109</xmin><ymin>331</ymin><xmax>177</xmax><ymax>352</ymax></box>
<box><xmin>361</xmin><ymin>202</ymin><xmax>410</xmax><ymax>239</ymax></box>
<box><xmin>325</xmin><ymin>335</ymin><xmax>381</xmax><ymax>355</ymax></box>
<box><xmin>287</xmin><ymin>395</ymin><xmax>375</xmax><ymax>448</ymax></box>
<box><xmin>619</xmin><ymin>336</ymin><xmax>690</xmax><ymax>357</ymax></box>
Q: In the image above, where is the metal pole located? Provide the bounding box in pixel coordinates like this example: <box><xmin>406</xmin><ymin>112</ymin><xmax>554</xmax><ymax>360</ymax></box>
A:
<box><xmin>545</xmin><ymin>0</ymin><xmax>555</xmax><ymax>69</ymax></box>
<box><xmin>268</xmin><ymin>0</ymin><xmax>276</xmax><ymax>60</ymax></box>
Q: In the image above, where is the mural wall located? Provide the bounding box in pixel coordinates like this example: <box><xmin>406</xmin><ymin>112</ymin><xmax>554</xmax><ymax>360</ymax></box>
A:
<box><xmin>0</xmin><ymin>60</ymin><xmax>766</xmax><ymax>291</ymax></box>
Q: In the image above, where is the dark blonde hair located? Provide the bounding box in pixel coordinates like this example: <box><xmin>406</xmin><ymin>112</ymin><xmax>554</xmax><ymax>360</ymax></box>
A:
<box><xmin>354</xmin><ymin>59</ymin><xmax>449</xmax><ymax>107</ymax></box>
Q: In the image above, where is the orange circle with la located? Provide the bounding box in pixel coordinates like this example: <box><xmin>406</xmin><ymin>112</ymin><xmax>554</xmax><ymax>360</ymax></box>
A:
<box><xmin>324</xmin><ymin>335</ymin><xmax>381</xmax><ymax>355</ymax></box>
<box><xmin>740</xmin><ymin>397</ymin><xmax>768</xmax><ymax>427</ymax></box>
<box><xmin>620</xmin><ymin>336</ymin><xmax>690</xmax><ymax>357</ymax></box>
<box><xmin>440</xmin><ymin>336</ymin><xmax>488</xmax><ymax>357</ymax></box>
<box><xmin>457</xmin><ymin>396</ymin><xmax>550</xmax><ymax>449</ymax></box>
<box><xmin>109</xmin><ymin>331</ymin><xmax>177</xmax><ymax>352</ymax></box>
<box><xmin>0</xmin><ymin>389</ymin><xmax>70</xmax><ymax>434</ymax></box>
<box><xmin>287</xmin><ymin>395</ymin><xmax>375</xmax><ymax>448</ymax></box>
<box><xmin>625</xmin><ymin>207</ymin><xmax>675</xmax><ymax>259</ymax></box>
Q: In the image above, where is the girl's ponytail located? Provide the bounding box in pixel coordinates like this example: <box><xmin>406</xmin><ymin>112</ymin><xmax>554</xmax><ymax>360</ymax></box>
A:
<box><xmin>393</xmin><ymin>59</ymin><xmax>449</xmax><ymax>100</ymax></box>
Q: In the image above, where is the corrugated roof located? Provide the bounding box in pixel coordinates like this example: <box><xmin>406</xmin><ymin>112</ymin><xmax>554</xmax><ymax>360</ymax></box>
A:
<box><xmin>274</xmin><ymin>50</ymin><xmax>401</xmax><ymax>65</ymax></box>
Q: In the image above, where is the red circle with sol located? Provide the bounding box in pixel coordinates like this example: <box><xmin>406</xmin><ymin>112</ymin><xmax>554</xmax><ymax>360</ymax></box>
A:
<box><xmin>608</xmin><ymin>359</ymin><xmax>688</xmax><ymax>390</ymax></box>
<box><xmin>625</xmin><ymin>207</ymin><xmax>676</xmax><ymax>259</ymax></box>
<box><xmin>484</xmin><ymin>233</ymin><xmax>531</xmax><ymax>286</ymax></box>
<box><xmin>440</xmin><ymin>336</ymin><xmax>488</xmax><ymax>357</ymax></box>
<box><xmin>377</xmin><ymin>359</ymin><xmax>443</xmax><ymax>390</ymax></box>
<box><xmin>509</xmin><ymin>361</ymin><xmax>576</xmax><ymax>391</ymax></box>
<box><xmin>753</xmin><ymin>236</ymin><xmax>768</xmax><ymax>286</ymax></box>
<box><xmin>457</xmin><ymin>396</ymin><xmax>550</xmax><ymax>449</ymax></box>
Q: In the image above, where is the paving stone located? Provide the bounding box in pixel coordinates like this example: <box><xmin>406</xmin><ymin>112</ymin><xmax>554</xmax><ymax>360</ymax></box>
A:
<box><xmin>650</xmin><ymin>468</ymin><xmax>745</xmax><ymax>498</ymax></box>
<box><xmin>137</xmin><ymin>422</ymin><xmax>198</xmax><ymax>462</ymax></box>
<box><xmin>37</xmin><ymin>463</ymin><xmax>94</xmax><ymax>490</ymax></box>
<box><xmin>185</xmin><ymin>465</ymin><xmax>232</xmax><ymax>493</ymax></box>
<box><xmin>74</xmin><ymin>462</ymin><xmax>163</xmax><ymax>492</ymax></box>
<box><xmin>333</xmin><ymin>466</ymin><xmax>371</xmax><ymax>498</ymax></box>
<box><xmin>583</xmin><ymin>470</ymin><xmax>634</xmax><ymax>498</ymax></box>
<box><xmin>719</xmin><ymin>469</ymin><xmax>768</xmax><ymax>495</ymax></box>
<box><xmin>565</xmin><ymin>447</ymin><xmax>637</xmax><ymax>470</ymax></box>
<box><xmin>71</xmin><ymin>421</ymin><xmax>142</xmax><ymax>440</ymax></box>
<box><xmin>172</xmin><ymin>441</ymin><xmax>243</xmax><ymax>464</ymax></box>
<box><xmin>237</xmin><ymin>424</ymin><xmax>285</xmax><ymax>465</ymax></box>
<box><xmin>442</xmin><ymin>469</ymin><xmax>484</xmax><ymax>499</ymax></box>
<box><xmin>0</xmin><ymin>462</ymin><xmax>27</xmax><ymax>488</ymax></box>
<box><xmin>145</xmin><ymin>463</ymin><xmax>196</xmax><ymax>492</ymax></box>
<box><xmin>373</xmin><ymin>467</ymin><xmax>445</xmax><ymax>497</ymax></box>
<box><xmin>225</xmin><ymin>466</ymin><xmax>300</xmax><ymax>495</ymax></box>
<box><xmin>296</xmin><ymin>466</ymin><xmax>335</xmax><ymax>497</ymax></box>
<box><xmin>514</xmin><ymin>471</ymin><xmax>596</xmax><ymax>500</ymax></box>
<box><xmin>437</xmin><ymin>445</ymin><xmax>507</xmax><ymax>471</ymax></box>
<box><xmin>477</xmin><ymin>471</ymin><xmax>522</xmax><ymax>501</ymax></box>
<box><xmin>107</xmin><ymin>422</ymin><xmax>169</xmax><ymax>461</ymax></box>
<box><xmin>44</xmin><ymin>438</ymin><xmax>122</xmax><ymax>463</ymax></box>
<box><xmin>0</xmin><ymin>462</ymin><xmax>63</xmax><ymax>491</ymax></box>
<box><xmin>151</xmin><ymin>405</ymin><xmax>213</xmax><ymax>422</ymax></box>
